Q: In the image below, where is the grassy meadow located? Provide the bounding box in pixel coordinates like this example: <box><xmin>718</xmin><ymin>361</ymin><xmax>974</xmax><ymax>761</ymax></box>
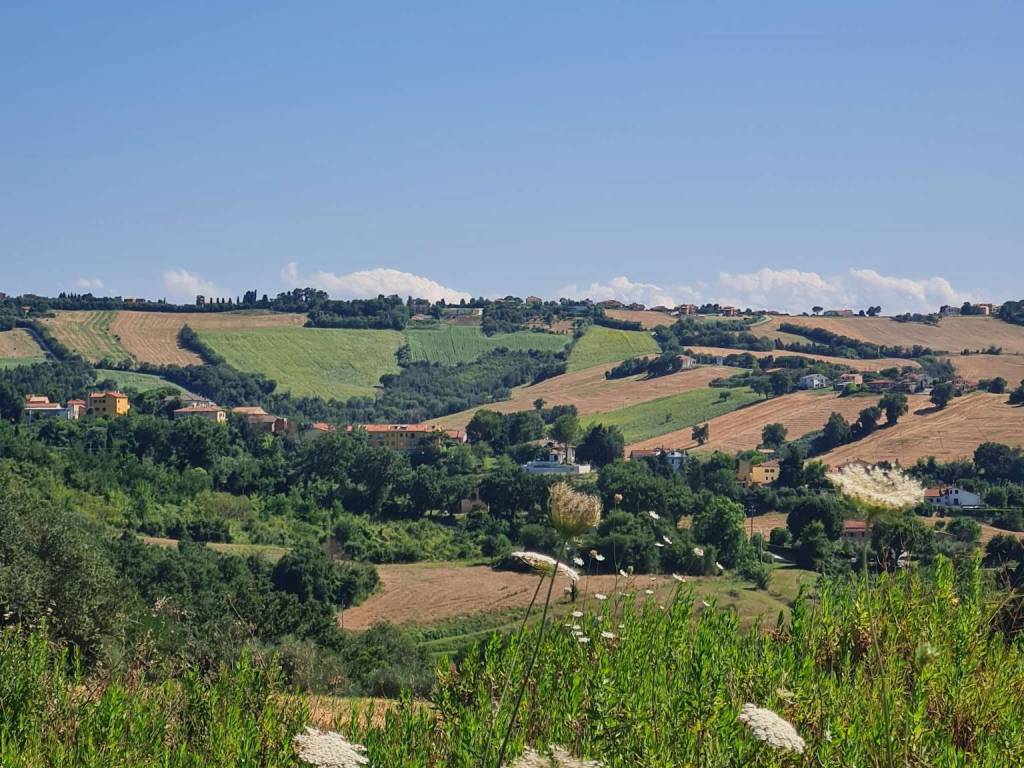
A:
<box><xmin>0</xmin><ymin>357</ymin><xmax>47</xmax><ymax>369</ymax></box>
<box><xmin>198</xmin><ymin>326</ymin><xmax>404</xmax><ymax>400</ymax></box>
<box><xmin>93</xmin><ymin>368</ymin><xmax>194</xmax><ymax>395</ymax></box>
<box><xmin>40</xmin><ymin>310</ymin><xmax>132</xmax><ymax>364</ymax></box>
<box><xmin>567</xmin><ymin>325</ymin><xmax>660</xmax><ymax>372</ymax></box>
<box><xmin>405</xmin><ymin>323</ymin><xmax>570</xmax><ymax>365</ymax></box>
<box><xmin>582</xmin><ymin>385</ymin><xmax>760</xmax><ymax>443</ymax></box>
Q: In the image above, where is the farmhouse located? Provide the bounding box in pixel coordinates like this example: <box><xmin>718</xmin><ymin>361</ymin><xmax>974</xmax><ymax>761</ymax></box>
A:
<box><xmin>836</xmin><ymin>373</ymin><xmax>863</xmax><ymax>389</ymax></box>
<box><xmin>842</xmin><ymin>520</ymin><xmax>869</xmax><ymax>541</ymax></box>
<box><xmin>629</xmin><ymin>447</ymin><xmax>687</xmax><ymax>472</ymax></box>
<box><xmin>720</xmin><ymin>306</ymin><xmax>739</xmax><ymax>317</ymax></box>
<box><xmin>675</xmin><ymin>304</ymin><xmax>698</xmax><ymax>316</ymax></box>
<box><xmin>232</xmin><ymin>406</ymin><xmax>296</xmax><ymax>438</ymax></box>
<box><xmin>972</xmin><ymin>303</ymin><xmax>1000</xmax><ymax>316</ymax></box>
<box><xmin>738</xmin><ymin>460</ymin><xmax>779</xmax><ymax>486</ymax></box>
<box><xmin>824</xmin><ymin>309</ymin><xmax>855</xmax><ymax>317</ymax></box>
<box><xmin>23</xmin><ymin>394</ymin><xmax>80</xmax><ymax>421</ymax></box>
<box><xmin>301</xmin><ymin>422</ymin><xmax>336</xmax><ymax>442</ymax></box>
<box><xmin>925</xmin><ymin>486</ymin><xmax>984</xmax><ymax>509</ymax></box>
<box><xmin>522</xmin><ymin>459</ymin><xmax>591</xmax><ymax>475</ymax></box>
<box><xmin>596</xmin><ymin>299</ymin><xmax>625</xmax><ymax>309</ymax></box>
<box><xmin>674</xmin><ymin>354</ymin><xmax>697</xmax><ymax>370</ymax></box>
<box><xmin>348</xmin><ymin>423</ymin><xmax>466</xmax><ymax>453</ymax></box>
<box><xmin>866</xmin><ymin>379</ymin><xmax>897</xmax><ymax>393</ymax></box>
<box><xmin>442</xmin><ymin>307</ymin><xmax>483</xmax><ymax>319</ymax></box>
<box><xmin>525</xmin><ymin>295</ymin><xmax>543</xmax><ymax>305</ymax></box>
<box><xmin>173</xmin><ymin>404</ymin><xmax>226</xmax><ymax>423</ymax></box>
<box><xmin>88</xmin><ymin>391</ymin><xmax>130</xmax><ymax>417</ymax></box>
<box><xmin>798</xmin><ymin>373</ymin><xmax>831</xmax><ymax>390</ymax></box>
<box><xmin>939</xmin><ymin>304</ymin><xmax>961</xmax><ymax>317</ymax></box>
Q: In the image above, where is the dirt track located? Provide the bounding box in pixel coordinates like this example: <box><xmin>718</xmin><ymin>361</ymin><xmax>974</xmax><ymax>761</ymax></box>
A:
<box><xmin>626</xmin><ymin>391</ymin><xmax>905</xmax><ymax>454</ymax></box>
<box><xmin>817</xmin><ymin>393</ymin><xmax>1024</xmax><ymax>467</ymax></box>
<box><xmin>431</xmin><ymin>364</ymin><xmax>735</xmax><ymax>429</ymax></box>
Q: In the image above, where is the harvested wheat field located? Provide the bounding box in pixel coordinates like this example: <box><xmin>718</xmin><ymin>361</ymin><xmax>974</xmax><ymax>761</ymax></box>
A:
<box><xmin>627</xmin><ymin>391</ymin><xmax>882</xmax><ymax>454</ymax></box>
<box><xmin>0</xmin><ymin>329</ymin><xmax>45</xmax><ymax>359</ymax></box>
<box><xmin>756</xmin><ymin>316</ymin><xmax>1024</xmax><ymax>354</ymax></box>
<box><xmin>818</xmin><ymin>393</ymin><xmax>1024</xmax><ymax>467</ymax></box>
<box><xmin>683</xmin><ymin>346</ymin><xmax>919</xmax><ymax>372</ymax></box>
<box><xmin>41</xmin><ymin>310</ymin><xmax>132</xmax><ymax>364</ymax></box>
<box><xmin>431</xmin><ymin>364</ymin><xmax>735</xmax><ymax>430</ymax></box>
<box><xmin>605</xmin><ymin>309</ymin><xmax>676</xmax><ymax>329</ymax></box>
<box><xmin>111</xmin><ymin>310</ymin><xmax>307</xmax><ymax>365</ymax></box>
<box><xmin>948</xmin><ymin>354</ymin><xmax>1024</xmax><ymax>385</ymax></box>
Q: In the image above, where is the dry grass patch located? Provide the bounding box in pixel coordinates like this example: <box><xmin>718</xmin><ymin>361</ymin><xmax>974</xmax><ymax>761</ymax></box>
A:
<box><xmin>948</xmin><ymin>354</ymin><xmax>1024</xmax><ymax>385</ymax></box>
<box><xmin>41</xmin><ymin>310</ymin><xmax>131</xmax><ymax>364</ymax></box>
<box><xmin>431</xmin><ymin>364</ymin><xmax>736</xmax><ymax>430</ymax></box>
<box><xmin>605</xmin><ymin>309</ymin><xmax>676</xmax><ymax>329</ymax></box>
<box><xmin>112</xmin><ymin>310</ymin><xmax>307</xmax><ymax>366</ymax></box>
<box><xmin>684</xmin><ymin>345</ymin><xmax>919</xmax><ymax>372</ymax></box>
<box><xmin>0</xmin><ymin>329</ymin><xmax>46</xmax><ymax>359</ymax></box>
<box><xmin>627</xmin><ymin>391</ymin><xmax>876</xmax><ymax>454</ymax></box>
<box><xmin>817</xmin><ymin>392</ymin><xmax>1024</xmax><ymax>466</ymax></box>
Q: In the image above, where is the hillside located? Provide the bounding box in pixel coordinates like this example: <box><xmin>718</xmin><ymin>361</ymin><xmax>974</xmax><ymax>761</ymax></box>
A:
<box><xmin>604</xmin><ymin>308</ymin><xmax>675</xmax><ymax>329</ymax></box>
<box><xmin>41</xmin><ymin>310</ymin><xmax>131</xmax><ymax>364</ymax></box>
<box><xmin>404</xmin><ymin>323</ymin><xmax>570</xmax><ymax>365</ymax></box>
<box><xmin>430</xmin><ymin>363</ymin><xmax>735</xmax><ymax>429</ymax></box>
<box><xmin>0</xmin><ymin>329</ymin><xmax>46</xmax><ymax>367</ymax></box>
<box><xmin>683</xmin><ymin>345</ymin><xmax>920</xmax><ymax>372</ymax></box>
<box><xmin>817</xmin><ymin>392</ymin><xmax>1024</xmax><ymax>466</ymax></box>
<box><xmin>756</xmin><ymin>315</ymin><xmax>1024</xmax><ymax>354</ymax></box>
<box><xmin>626</xmin><ymin>390</ymin><xmax>879</xmax><ymax>454</ymax></box>
<box><xmin>948</xmin><ymin>353</ymin><xmax>1024</xmax><ymax>384</ymax></box>
<box><xmin>197</xmin><ymin>326</ymin><xmax>404</xmax><ymax>400</ymax></box>
<box><xmin>567</xmin><ymin>325</ymin><xmax>659</xmax><ymax>371</ymax></box>
<box><xmin>581</xmin><ymin>385</ymin><xmax>760</xmax><ymax>443</ymax></box>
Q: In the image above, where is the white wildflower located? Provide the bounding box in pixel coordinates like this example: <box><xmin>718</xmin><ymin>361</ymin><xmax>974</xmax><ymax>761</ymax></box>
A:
<box><xmin>594</xmin><ymin>593</ymin><xmax>607</xmax><ymax>601</ymax></box>
<box><xmin>511</xmin><ymin>551</ymin><xmax>580</xmax><ymax>582</ymax></box>
<box><xmin>655</xmin><ymin>542</ymin><xmax>664</xmax><ymax>548</ymax></box>
<box><xmin>701</xmin><ymin>600</ymin><xmax>711</xmax><ymax>608</ymax></box>
<box><xmin>549</xmin><ymin>483</ymin><xmax>602</xmax><ymax>538</ymax></box>
<box><xmin>293</xmin><ymin>727</ymin><xmax>368</xmax><ymax>767</ymax></box>
<box><xmin>738</xmin><ymin>703</ymin><xmax>806</xmax><ymax>754</ymax></box>
<box><xmin>577</xmin><ymin>636</ymin><xmax>591</xmax><ymax>644</ymax></box>
<box><xmin>827</xmin><ymin>463</ymin><xmax>924</xmax><ymax>509</ymax></box>
<box><xmin>618</xmin><ymin>569</ymin><xmax>628</xmax><ymax>578</ymax></box>
<box><xmin>693</xmin><ymin>546</ymin><xmax>704</xmax><ymax>557</ymax></box>
<box><xmin>644</xmin><ymin>589</ymin><xmax>654</xmax><ymax>595</ymax></box>
<box><xmin>662</xmin><ymin>535</ymin><xmax>672</xmax><ymax>545</ymax></box>
<box><xmin>716</xmin><ymin>562</ymin><xmax>725</xmax><ymax>573</ymax></box>
<box><xmin>672</xmin><ymin>573</ymin><xmax>686</xmax><ymax>582</ymax></box>
<box><xmin>571</xmin><ymin>610</ymin><xmax>584</xmax><ymax>618</ymax></box>
<box><xmin>510</xmin><ymin>745</ymin><xmax>604</xmax><ymax>768</ymax></box>
<box><xmin>573</xmin><ymin>556</ymin><xmax>584</xmax><ymax>567</ymax></box>
<box><xmin>601</xmin><ymin>631</ymin><xmax>617</xmax><ymax>640</ymax></box>
<box><xmin>593</xmin><ymin>552</ymin><xmax>605</xmax><ymax>562</ymax></box>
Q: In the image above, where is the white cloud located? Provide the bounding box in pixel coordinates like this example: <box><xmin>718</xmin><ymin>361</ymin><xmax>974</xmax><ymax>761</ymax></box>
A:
<box><xmin>282</xmin><ymin>262</ymin><xmax>472</xmax><ymax>303</ymax></box>
<box><xmin>162</xmin><ymin>269</ymin><xmax>219</xmax><ymax>300</ymax></box>
<box><xmin>559</xmin><ymin>267</ymin><xmax>974</xmax><ymax>315</ymax></box>
<box><xmin>74</xmin><ymin>276</ymin><xmax>104</xmax><ymax>291</ymax></box>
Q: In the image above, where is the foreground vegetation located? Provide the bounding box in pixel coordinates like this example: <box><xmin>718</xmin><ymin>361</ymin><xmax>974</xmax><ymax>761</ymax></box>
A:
<box><xmin>4</xmin><ymin>560</ymin><xmax>1024</xmax><ymax>766</ymax></box>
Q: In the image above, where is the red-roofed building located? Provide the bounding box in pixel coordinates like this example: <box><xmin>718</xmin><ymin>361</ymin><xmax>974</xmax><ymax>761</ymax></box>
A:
<box><xmin>173</xmin><ymin>404</ymin><xmax>226</xmax><ymax>422</ymax></box>
<box><xmin>347</xmin><ymin>423</ymin><xmax>465</xmax><ymax>453</ymax></box>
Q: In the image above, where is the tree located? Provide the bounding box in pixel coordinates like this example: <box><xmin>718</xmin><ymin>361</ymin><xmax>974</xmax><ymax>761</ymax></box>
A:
<box><xmin>879</xmin><ymin>393</ymin><xmax>909</xmax><ymax>425</ymax></box>
<box><xmin>1011</xmin><ymin>380</ymin><xmax>1024</xmax><ymax>405</ymax></box>
<box><xmin>761</xmin><ymin>422</ymin><xmax>787</xmax><ymax>448</ymax></box>
<box><xmin>812</xmin><ymin>306</ymin><xmax>823</xmax><ymax>315</ymax></box>
<box><xmin>787</xmin><ymin>494</ymin><xmax>847</xmax><ymax>541</ymax></box>
<box><xmin>945</xmin><ymin>516</ymin><xmax>981</xmax><ymax>544</ymax></box>
<box><xmin>819</xmin><ymin>412</ymin><xmax>852</xmax><ymax>451</ymax></box>
<box><xmin>575</xmin><ymin>424</ymin><xmax>625</xmax><ymax>468</ymax></box>
<box><xmin>775</xmin><ymin>447</ymin><xmax>806</xmax><ymax>489</ymax></box>
<box><xmin>691</xmin><ymin>496</ymin><xmax>747</xmax><ymax>567</ymax></box>
<box><xmin>533</xmin><ymin>398</ymin><xmax>546</xmax><ymax>411</ymax></box>
<box><xmin>466</xmin><ymin>409</ymin><xmax>507</xmax><ymax>449</ymax></box>
<box><xmin>866</xmin><ymin>305</ymin><xmax>882</xmax><ymax>317</ymax></box>
<box><xmin>855</xmin><ymin>405</ymin><xmax>882</xmax><ymax>437</ymax></box>
<box><xmin>691</xmin><ymin>423</ymin><xmax>710</xmax><ymax>446</ymax></box>
<box><xmin>550</xmin><ymin>413</ymin><xmax>580</xmax><ymax>461</ymax></box>
<box><xmin>930</xmin><ymin>381</ymin><xmax>954</xmax><ymax>410</ymax></box>
<box><xmin>795</xmin><ymin>520</ymin><xmax>832</xmax><ymax>571</ymax></box>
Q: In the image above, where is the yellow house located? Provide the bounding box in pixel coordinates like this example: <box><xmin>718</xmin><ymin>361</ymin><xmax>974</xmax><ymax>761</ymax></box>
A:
<box><xmin>738</xmin><ymin>460</ymin><xmax>780</xmax><ymax>485</ymax></box>
<box><xmin>347</xmin><ymin>424</ymin><xmax>466</xmax><ymax>454</ymax></box>
<box><xmin>88</xmin><ymin>390</ymin><xmax>130</xmax><ymax>417</ymax></box>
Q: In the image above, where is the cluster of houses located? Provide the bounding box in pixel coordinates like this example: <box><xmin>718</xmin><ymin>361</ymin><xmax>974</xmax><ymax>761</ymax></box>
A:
<box><xmin>594</xmin><ymin>299</ymin><xmax>740</xmax><ymax>317</ymax></box>
<box><xmin>939</xmin><ymin>302</ymin><xmax>1002</xmax><ymax>317</ymax></box>
<box><xmin>522</xmin><ymin>443</ymin><xmax>592</xmax><ymax>475</ymax></box>
<box><xmin>798</xmin><ymin>371</ymin><xmax>975</xmax><ymax>396</ymax></box>
<box><xmin>23</xmin><ymin>391</ymin><xmax>130</xmax><ymax>421</ymax></box>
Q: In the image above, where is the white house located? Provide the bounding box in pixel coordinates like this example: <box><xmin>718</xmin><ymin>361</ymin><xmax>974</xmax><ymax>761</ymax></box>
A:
<box><xmin>798</xmin><ymin>373</ymin><xmax>831</xmax><ymax>390</ymax></box>
<box><xmin>925</xmin><ymin>486</ymin><xmax>984</xmax><ymax>509</ymax></box>
<box><xmin>522</xmin><ymin>460</ymin><xmax>592</xmax><ymax>476</ymax></box>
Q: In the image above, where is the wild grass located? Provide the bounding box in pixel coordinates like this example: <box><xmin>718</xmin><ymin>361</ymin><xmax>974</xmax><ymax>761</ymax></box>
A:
<box><xmin>405</xmin><ymin>324</ymin><xmax>570</xmax><ymax>366</ymax></box>
<box><xmin>567</xmin><ymin>326</ymin><xmax>659</xmax><ymax>372</ymax></box>
<box><xmin>197</xmin><ymin>327</ymin><xmax>405</xmax><ymax>400</ymax></box>
<box><xmin>0</xmin><ymin>356</ymin><xmax>48</xmax><ymax>369</ymax></box>
<box><xmin>581</xmin><ymin>385</ymin><xmax>760</xmax><ymax>443</ymax></box>
<box><xmin>41</xmin><ymin>310</ymin><xmax>132</xmax><ymax>364</ymax></box>
<box><xmin>94</xmin><ymin>368</ymin><xmax>195</xmax><ymax>395</ymax></box>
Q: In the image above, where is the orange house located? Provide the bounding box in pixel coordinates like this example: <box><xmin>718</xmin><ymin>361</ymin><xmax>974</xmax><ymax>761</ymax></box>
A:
<box><xmin>88</xmin><ymin>391</ymin><xmax>130</xmax><ymax>417</ymax></box>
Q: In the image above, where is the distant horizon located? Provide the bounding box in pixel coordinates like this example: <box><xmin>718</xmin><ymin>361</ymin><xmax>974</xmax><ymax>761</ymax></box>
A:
<box><xmin>3</xmin><ymin>3</ymin><xmax>1022</xmax><ymax>314</ymax></box>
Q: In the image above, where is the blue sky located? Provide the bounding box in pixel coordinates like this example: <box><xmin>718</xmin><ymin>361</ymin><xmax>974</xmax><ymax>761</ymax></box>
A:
<box><xmin>2</xmin><ymin>2</ymin><xmax>1021</xmax><ymax>313</ymax></box>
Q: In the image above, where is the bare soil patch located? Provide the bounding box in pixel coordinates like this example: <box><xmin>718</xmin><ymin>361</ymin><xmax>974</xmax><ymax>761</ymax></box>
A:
<box><xmin>627</xmin><ymin>391</ymin><xmax>877</xmax><ymax>454</ymax></box>
<box><xmin>817</xmin><ymin>392</ymin><xmax>1024</xmax><ymax>467</ymax></box>
<box><xmin>431</xmin><ymin>364</ymin><xmax>734</xmax><ymax>430</ymax></box>
<box><xmin>756</xmin><ymin>316</ymin><xmax>1024</xmax><ymax>354</ymax></box>
<box><xmin>111</xmin><ymin>310</ymin><xmax>307</xmax><ymax>366</ymax></box>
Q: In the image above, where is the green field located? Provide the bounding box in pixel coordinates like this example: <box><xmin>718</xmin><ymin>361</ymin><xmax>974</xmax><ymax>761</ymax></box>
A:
<box><xmin>0</xmin><ymin>357</ymin><xmax>48</xmax><ymax>369</ymax></box>
<box><xmin>567</xmin><ymin>325</ymin><xmax>659</xmax><ymax>372</ymax></box>
<box><xmin>93</xmin><ymin>369</ymin><xmax>195</xmax><ymax>395</ymax></box>
<box><xmin>404</xmin><ymin>324</ymin><xmax>570</xmax><ymax>365</ymax></box>
<box><xmin>198</xmin><ymin>327</ymin><xmax>404</xmax><ymax>400</ymax></box>
<box><xmin>41</xmin><ymin>310</ymin><xmax>132</xmax><ymax>364</ymax></box>
<box><xmin>582</xmin><ymin>385</ymin><xmax>760</xmax><ymax>443</ymax></box>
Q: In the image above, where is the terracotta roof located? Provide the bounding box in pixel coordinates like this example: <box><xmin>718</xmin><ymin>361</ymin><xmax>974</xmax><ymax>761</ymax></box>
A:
<box><xmin>308</xmin><ymin>422</ymin><xmax>335</xmax><ymax>432</ymax></box>
<box><xmin>89</xmin><ymin>391</ymin><xmax>127</xmax><ymax>399</ymax></box>
<box><xmin>232</xmin><ymin>406</ymin><xmax>268</xmax><ymax>416</ymax></box>
<box><xmin>24</xmin><ymin>395</ymin><xmax>50</xmax><ymax>405</ymax></box>
<box><xmin>25</xmin><ymin>402</ymin><xmax>63</xmax><ymax>411</ymax></box>
<box><xmin>66</xmin><ymin>399</ymin><xmax>86</xmax><ymax>405</ymax></box>
<box><xmin>174</xmin><ymin>405</ymin><xmax>224</xmax><ymax>413</ymax></box>
<box><xmin>349</xmin><ymin>423</ymin><xmax>437</xmax><ymax>434</ymax></box>
<box><xmin>843</xmin><ymin>520</ymin><xmax>868</xmax><ymax>533</ymax></box>
<box><xmin>924</xmin><ymin>487</ymin><xmax>943</xmax><ymax>498</ymax></box>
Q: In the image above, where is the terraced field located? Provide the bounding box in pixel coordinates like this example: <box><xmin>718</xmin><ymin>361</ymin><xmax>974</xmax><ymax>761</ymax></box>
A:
<box><xmin>817</xmin><ymin>392</ymin><xmax>1024</xmax><ymax>467</ymax></box>
<box><xmin>756</xmin><ymin>315</ymin><xmax>1024</xmax><ymax>354</ymax></box>
<box><xmin>581</xmin><ymin>385</ymin><xmax>760</xmax><ymax>444</ymax></box>
<box><xmin>111</xmin><ymin>310</ymin><xmax>307</xmax><ymax>366</ymax></box>
<box><xmin>568</xmin><ymin>325</ymin><xmax>659</xmax><ymax>372</ymax></box>
<box><xmin>626</xmin><ymin>390</ymin><xmax>879</xmax><ymax>454</ymax></box>
<box><xmin>404</xmin><ymin>323</ymin><xmax>570</xmax><ymax>365</ymax></box>
<box><xmin>431</xmin><ymin>363</ymin><xmax>737</xmax><ymax>430</ymax></box>
<box><xmin>0</xmin><ymin>329</ymin><xmax>47</xmax><ymax>367</ymax></box>
<box><xmin>41</xmin><ymin>310</ymin><xmax>132</xmax><ymax>364</ymax></box>
<box><xmin>197</xmin><ymin>326</ymin><xmax>404</xmax><ymax>400</ymax></box>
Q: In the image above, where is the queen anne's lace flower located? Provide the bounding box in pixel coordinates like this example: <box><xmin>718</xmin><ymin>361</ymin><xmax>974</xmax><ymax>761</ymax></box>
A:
<box><xmin>828</xmin><ymin>463</ymin><xmax>924</xmax><ymax>509</ymax></box>
<box><xmin>549</xmin><ymin>483</ymin><xmax>602</xmax><ymax>538</ymax></box>
<box><xmin>738</xmin><ymin>703</ymin><xmax>806</xmax><ymax>754</ymax></box>
<box><xmin>293</xmin><ymin>727</ymin><xmax>369</xmax><ymax>767</ymax></box>
<box><xmin>511</xmin><ymin>551</ymin><xmax>580</xmax><ymax>582</ymax></box>
<box><xmin>510</xmin><ymin>745</ymin><xmax>604</xmax><ymax>767</ymax></box>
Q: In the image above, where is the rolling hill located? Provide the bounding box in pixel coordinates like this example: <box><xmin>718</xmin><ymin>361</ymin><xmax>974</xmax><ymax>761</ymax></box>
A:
<box><xmin>0</xmin><ymin>328</ymin><xmax>47</xmax><ymax>367</ymax></box>
<box><xmin>567</xmin><ymin>325</ymin><xmax>659</xmax><ymax>371</ymax></box>
<box><xmin>404</xmin><ymin>323</ymin><xmax>570</xmax><ymax>365</ymax></box>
